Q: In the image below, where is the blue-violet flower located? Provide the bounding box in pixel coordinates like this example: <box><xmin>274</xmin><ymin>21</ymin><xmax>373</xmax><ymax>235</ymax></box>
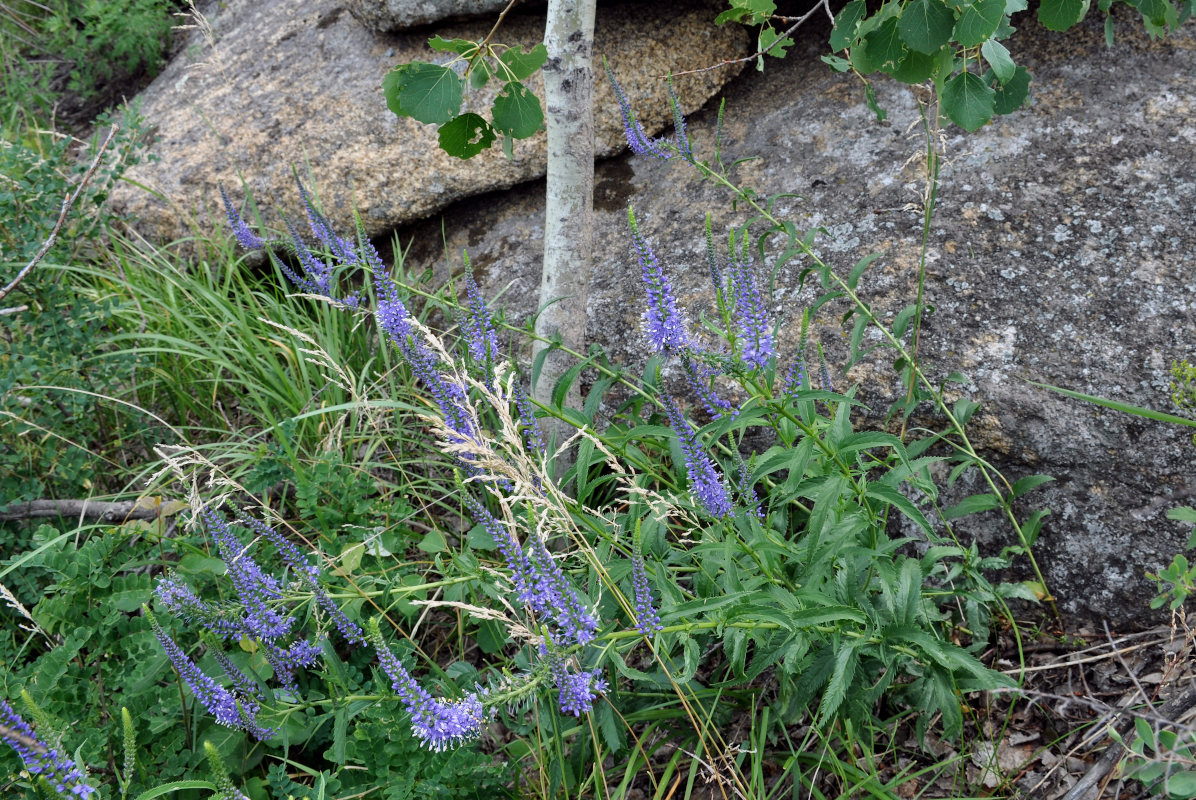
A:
<box><xmin>630</xmin><ymin>549</ymin><xmax>663</xmax><ymax>635</ymax></box>
<box><xmin>0</xmin><ymin>700</ymin><xmax>94</xmax><ymax>798</ymax></box>
<box><xmin>662</xmin><ymin>396</ymin><xmax>733</xmax><ymax>518</ymax></box>
<box><xmin>629</xmin><ymin>208</ymin><xmax>689</xmax><ymax>354</ymax></box>
<box><xmin>729</xmin><ymin>248</ymin><xmax>774</xmax><ymax>370</ymax></box>
<box><xmin>372</xmin><ymin>633</ymin><xmax>488</xmax><ymax>750</ymax></box>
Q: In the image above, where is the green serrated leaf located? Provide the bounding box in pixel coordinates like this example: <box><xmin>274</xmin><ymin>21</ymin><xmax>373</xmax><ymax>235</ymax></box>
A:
<box><xmin>438</xmin><ymin>113</ymin><xmax>496</xmax><ymax>158</ymax></box>
<box><xmin>498</xmin><ymin>43</ymin><xmax>548</xmax><ymax>81</ymax></box>
<box><xmin>954</xmin><ymin>0</ymin><xmax>1005</xmax><ymax>45</ymax></box>
<box><xmin>386</xmin><ymin>62</ymin><xmax>463</xmax><ymax>125</ymax></box>
<box><xmin>428</xmin><ymin>36</ymin><xmax>478</xmax><ymax>55</ymax></box>
<box><xmin>888</xmin><ymin>47</ymin><xmax>938</xmax><ymax>83</ymax></box>
<box><xmin>492</xmin><ymin>81</ymin><xmax>543</xmax><ymax>139</ymax></box>
<box><xmin>760</xmin><ymin>27</ymin><xmax>794</xmax><ymax>57</ymax></box>
<box><xmin>830</xmin><ymin>0</ymin><xmax>867</xmax><ymax>50</ymax></box>
<box><xmin>943</xmin><ymin>492</ymin><xmax>1003</xmax><ymax>519</ymax></box>
<box><xmin>1168</xmin><ymin>506</ymin><xmax>1196</xmax><ymax>523</ymax></box>
<box><xmin>993</xmin><ymin>64</ymin><xmax>1031</xmax><ymax>113</ymax></box>
<box><xmin>899</xmin><ymin>0</ymin><xmax>957</xmax><ymax>54</ymax></box>
<box><xmin>1010</xmin><ymin>473</ymin><xmax>1054</xmax><ymax>499</ymax></box>
<box><xmin>867</xmin><ymin>483</ymin><xmax>934</xmax><ymax>536</ymax></box>
<box><xmin>823</xmin><ymin>53</ymin><xmax>852</xmax><ymax>72</ymax></box>
<box><xmin>818</xmin><ymin>643</ymin><xmax>860</xmax><ymax>725</ymax></box>
<box><xmin>941</xmin><ymin>69</ymin><xmax>995</xmax><ymax>131</ymax></box>
<box><xmin>981</xmin><ymin>37</ymin><xmax>1016</xmax><ymax>82</ymax></box>
<box><xmin>1038</xmin><ymin>0</ymin><xmax>1089</xmax><ymax>30</ymax></box>
<box><xmin>858</xmin><ymin>17</ymin><xmax>906</xmax><ymax>72</ymax></box>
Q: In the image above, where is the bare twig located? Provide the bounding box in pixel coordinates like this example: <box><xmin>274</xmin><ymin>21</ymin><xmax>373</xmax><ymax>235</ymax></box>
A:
<box><xmin>0</xmin><ymin>125</ymin><xmax>118</xmax><ymax>303</ymax></box>
<box><xmin>669</xmin><ymin>1</ymin><xmax>833</xmax><ymax>79</ymax></box>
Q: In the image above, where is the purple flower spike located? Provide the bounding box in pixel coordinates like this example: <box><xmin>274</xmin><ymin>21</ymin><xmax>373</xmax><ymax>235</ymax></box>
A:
<box><xmin>819</xmin><ymin>350</ymin><xmax>834</xmax><ymax>393</ymax></box>
<box><xmin>527</xmin><ymin>535</ymin><xmax>599</xmax><ymax>646</ymax></box>
<box><xmin>155</xmin><ymin>577</ymin><xmax>245</xmax><ymax>641</ymax></box>
<box><xmin>735</xmin><ymin>455</ymin><xmax>763</xmax><ymax>520</ymax></box>
<box><xmin>262</xmin><ymin>638</ymin><xmax>322</xmax><ymax>694</ymax></box>
<box><xmin>729</xmin><ymin>247</ymin><xmax>774</xmax><ymax>370</ymax></box>
<box><xmin>462</xmin><ymin>266</ymin><xmax>500</xmax><ymax>367</ymax></box>
<box><xmin>372</xmin><ymin>635</ymin><xmax>488</xmax><ymax>751</ymax></box>
<box><xmin>149</xmin><ymin>616</ymin><xmax>274</xmax><ymax>741</ymax></box>
<box><xmin>552</xmin><ymin>663</ymin><xmax>607</xmax><ymax>717</ymax></box>
<box><xmin>372</xmin><ymin>271</ymin><xmax>477</xmax><ymax>450</ymax></box>
<box><xmin>220</xmin><ymin>186</ymin><xmax>265</xmax><ymax>251</ymax></box>
<box><xmin>0</xmin><ymin>700</ymin><xmax>94</xmax><ymax>798</ymax></box>
<box><xmin>605</xmin><ymin>62</ymin><xmax>673</xmax><ymax>161</ymax></box>
<box><xmin>295</xmin><ymin>178</ymin><xmax>358</xmax><ymax>266</ymax></box>
<box><xmin>235</xmin><ymin>514</ymin><xmax>368</xmax><ymax>646</ymax></box>
<box><xmin>783</xmin><ymin>344</ymin><xmax>808</xmax><ymax>399</ymax></box>
<box><xmin>513</xmin><ymin>381</ymin><xmax>546</xmax><ymax>456</ymax></box>
<box><xmin>462</xmin><ymin>493</ymin><xmax>536</xmax><ymax>603</ymax></box>
<box><xmin>220</xmin><ymin>185</ymin><xmax>360</xmax><ymax>307</ymax></box>
<box><xmin>202</xmin><ymin>511</ymin><xmax>292</xmax><ymax>642</ymax></box>
<box><xmin>681</xmin><ymin>354</ymin><xmax>735</xmax><ymax>420</ymax></box>
<box><xmin>666</xmin><ymin>77</ymin><xmax>693</xmax><ymax>161</ymax></box>
<box><xmin>630</xmin><ymin>549</ymin><xmax>663</xmax><ymax>635</ymax></box>
<box><xmin>629</xmin><ymin>208</ymin><xmax>688</xmax><ymax>354</ymax></box>
<box><xmin>662</xmin><ymin>396</ymin><xmax>733</xmax><ymax>518</ymax></box>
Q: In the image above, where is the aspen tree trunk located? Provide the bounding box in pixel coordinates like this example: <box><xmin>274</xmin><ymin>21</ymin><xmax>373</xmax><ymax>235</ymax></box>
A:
<box><xmin>533</xmin><ymin>0</ymin><xmax>595</xmax><ymax>479</ymax></box>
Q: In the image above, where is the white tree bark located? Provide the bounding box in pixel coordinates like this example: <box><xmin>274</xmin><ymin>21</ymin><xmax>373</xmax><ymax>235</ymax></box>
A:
<box><xmin>533</xmin><ymin>0</ymin><xmax>595</xmax><ymax>477</ymax></box>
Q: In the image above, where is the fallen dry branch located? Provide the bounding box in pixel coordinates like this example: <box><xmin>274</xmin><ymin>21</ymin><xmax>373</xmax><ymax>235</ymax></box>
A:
<box><xmin>0</xmin><ymin>124</ymin><xmax>118</xmax><ymax>305</ymax></box>
<box><xmin>0</xmin><ymin>498</ymin><xmax>175</xmax><ymax>523</ymax></box>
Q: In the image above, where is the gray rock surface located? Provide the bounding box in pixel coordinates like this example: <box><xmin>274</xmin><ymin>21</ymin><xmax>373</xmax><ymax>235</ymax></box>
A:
<box><xmin>348</xmin><ymin>0</ymin><xmax>520</xmax><ymax>31</ymax></box>
<box><xmin>400</xmin><ymin>10</ymin><xmax>1196</xmax><ymax>625</ymax></box>
<box><xmin>109</xmin><ymin>0</ymin><xmax>747</xmax><ymax>244</ymax></box>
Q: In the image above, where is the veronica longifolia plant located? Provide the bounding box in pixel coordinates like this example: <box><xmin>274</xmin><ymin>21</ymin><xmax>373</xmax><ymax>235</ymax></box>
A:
<box><xmin>219</xmin><ymin>186</ymin><xmax>666</xmax><ymax>745</ymax></box>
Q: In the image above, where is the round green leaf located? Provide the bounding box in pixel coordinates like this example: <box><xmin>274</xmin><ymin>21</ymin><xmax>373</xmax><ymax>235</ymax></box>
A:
<box><xmin>492</xmin><ymin>81</ymin><xmax>543</xmax><ymax>139</ymax></box>
<box><xmin>1037</xmin><ymin>0</ymin><xmax>1089</xmax><ymax>30</ymax></box>
<box><xmin>954</xmin><ymin>0</ymin><xmax>1005</xmax><ymax>45</ymax></box>
<box><xmin>396</xmin><ymin>61</ymin><xmax>463</xmax><ymax>125</ymax></box>
<box><xmin>498</xmin><ymin>43</ymin><xmax>548</xmax><ymax>81</ymax></box>
<box><xmin>1164</xmin><ymin>771</ymin><xmax>1196</xmax><ymax>796</ymax></box>
<box><xmin>438</xmin><ymin>113</ymin><xmax>496</xmax><ymax>159</ymax></box>
<box><xmin>941</xmin><ymin>70</ymin><xmax>995</xmax><ymax>131</ymax></box>
<box><xmin>382</xmin><ymin>66</ymin><xmax>411</xmax><ymax>118</ymax></box>
<box><xmin>899</xmin><ymin>0</ymin><xmax>957</xmax><ymax>54</ymax></box>
<box><xmin>992</xmin><ymin>65</ymin><xmax>1031</xmax><ymax>114</ymax></box>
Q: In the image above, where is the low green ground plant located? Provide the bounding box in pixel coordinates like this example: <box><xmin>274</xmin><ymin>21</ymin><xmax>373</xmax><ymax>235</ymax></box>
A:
<box><xmin>0</xmin><ymin>0</ymin><xmax>179</xmax><ymax>122</ymax></box>
<box><xmin>5</xmin><ymin>3</ymin><xmax>1194</xmax><ymax>799</ymax></box>
<box><xmin>2</xmin><ymin>87</ymin><xmax>1058</xmax><ymax>799</ymax></box>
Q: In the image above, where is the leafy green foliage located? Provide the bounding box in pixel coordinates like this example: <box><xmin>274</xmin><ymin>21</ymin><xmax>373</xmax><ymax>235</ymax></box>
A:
<box><xmin>1172</xmin><ymin>358</ymin><xmax>1196</xmax><ymax>418</ymax></box>
<box><xmin>727</xmin><ymin>0</ymin><xmax>1192</xmax><ymax>130</ymax></box>
<box><xmin>0</xmin><ymin>0</ymin><xmax>178</xmax><ymax>122</ymax></box>
<box><xmin>0</xmin><ymin>105</ymin><xmax>161</xmax><ymax>509</ymax></box>
<box><xmin>1112</xmin><ymin>716</ymin><xmax>1196</xmax><ymax>798</ymax></box>
<box><xmin>337</xmin><ymin>707</ymin><xmax>513</xmax><ymax>800</ymax></box>
<box><xmin>383</xmin><ymin>40</ymin><xmax>547</xmax><ymax>159</ymax></box>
